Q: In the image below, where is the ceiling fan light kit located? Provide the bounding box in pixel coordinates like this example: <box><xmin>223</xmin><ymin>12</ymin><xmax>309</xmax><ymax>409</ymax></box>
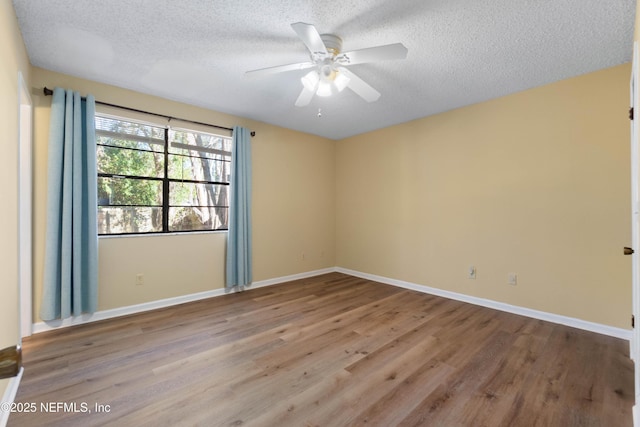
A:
<box><xmin>301</xmin><ymin>70</ymin><xmax>320</xmax><ymax>91</ymax></box>
<box><xmin>333</xmin><ymin>72</ymin><xmax>350</xmax><ymax>92</ymax></box>
<box><xmin>246</xmin><ymin>22</ymin><xmax>408</xmax><ymax>107</ymax></box>
<box><xmin>302</xmin><ymin>66</ymin><xmax>350</xmax><ymax>98</ymax></box>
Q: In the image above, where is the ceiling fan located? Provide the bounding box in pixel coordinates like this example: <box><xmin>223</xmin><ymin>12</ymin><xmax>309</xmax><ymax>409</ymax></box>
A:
<box><xmin>246</xmin><ymin>22</ymin><xmax>408</xmax><ymax>107</ymax></box>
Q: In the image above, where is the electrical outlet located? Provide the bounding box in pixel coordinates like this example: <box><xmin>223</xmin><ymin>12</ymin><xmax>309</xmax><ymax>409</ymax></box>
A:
<box><xmin>468</xmin><ymin>266</ymin><xmax>476</xmax><ymax>279</ymax></box>
<box><xmin>508</xmin><ymin>273</ymin><xmax>517</xmax><ymax>286</ymax></box>
<box><xmin>136</xmin><ymin>274</ymin><xmax>144</xmax><ymax>286</ymax></box>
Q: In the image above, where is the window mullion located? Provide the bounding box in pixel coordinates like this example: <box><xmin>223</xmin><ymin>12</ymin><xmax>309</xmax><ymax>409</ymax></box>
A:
<box><xmin>162</xmin><ymin>128</ymin><xmax>170</xmax><ymax>232</ymax></box>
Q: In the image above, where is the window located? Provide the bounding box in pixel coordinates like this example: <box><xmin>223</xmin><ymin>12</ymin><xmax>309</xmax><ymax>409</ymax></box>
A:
<box><xmin>96</xmin><ymin>114</ymin><xmax>231</xmax><ymax>235</ymax></box>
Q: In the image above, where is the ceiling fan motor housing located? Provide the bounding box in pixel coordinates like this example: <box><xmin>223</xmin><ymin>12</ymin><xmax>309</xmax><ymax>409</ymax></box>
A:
<box><xmin>320</xmin><ymin>34</ymin><xmax>343</xmax><ymax>56</ymax></box>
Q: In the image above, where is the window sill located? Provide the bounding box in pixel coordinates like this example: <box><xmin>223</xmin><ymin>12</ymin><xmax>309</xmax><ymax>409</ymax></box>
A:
<box><xmin>98</xmin><ymin>230</ymin><xmax>228</xmax><ymax>239</ymax></box>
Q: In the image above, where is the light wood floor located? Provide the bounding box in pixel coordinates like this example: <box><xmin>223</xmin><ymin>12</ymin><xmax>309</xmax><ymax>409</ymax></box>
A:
<box><xmin>9</xmin><ymin>273</ymin><xmax>634</xmax><ymax>426</ymax></box>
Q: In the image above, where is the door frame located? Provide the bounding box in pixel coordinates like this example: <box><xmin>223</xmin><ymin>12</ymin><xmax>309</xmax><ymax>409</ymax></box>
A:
<box><xmin>18</xmin><ymin>72</ymin><xmax>32</xmax><ymax>339</ymax></box>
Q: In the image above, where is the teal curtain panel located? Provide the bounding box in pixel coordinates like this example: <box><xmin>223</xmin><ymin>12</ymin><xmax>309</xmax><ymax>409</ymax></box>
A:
<box><xmin>226</xmin><ymin>126</ymin><xmax>253</xmax><ymax>288</ymax></box>
<box><xmin>41</xmin><ymin>88</ymin><xmax>98</xmax><ymax>320</ymax></box>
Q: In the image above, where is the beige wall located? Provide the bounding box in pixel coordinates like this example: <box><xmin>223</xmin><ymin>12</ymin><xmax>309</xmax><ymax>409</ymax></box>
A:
<box><xmin>29</xmin><ymin>65</ymin><xmax>636</xmax><ymax>329</ymax></box>
<box><xmin>31</xmin><ymin>67</ymin><xmax>335</xmax><ymax>318</ymax></box>
<box><xmin>336</xmin><ymin>64</ymin><xmax>632</xmax><ymax>328</ymax></box>
<box><xmin>16</xmin><ymin>4</ymin><xmax>639</xmax><ymax>334</ymax></box>
<box><xmin>0</xmin><ymin>0</ymin><xmax>30</xmax><ymax>396</ymax></box>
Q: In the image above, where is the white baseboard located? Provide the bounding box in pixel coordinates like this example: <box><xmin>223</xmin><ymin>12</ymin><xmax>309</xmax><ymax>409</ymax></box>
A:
<box><xmin>336</xmin><ymin>267</ymin><xmax>632</xmax><ymax>341</ymax></box>
<box><xmin>32</xmin><ymin>267</ymin><xmax>336</xmax><ymax>334</ymax></box>
<box><xmin>0</xmin><ymin>368</ymin><xmax>24</xmax><ymax>427</ymax></box>
<box><xmin>250</xmin><ymin>267</ymin><xmax>336</xmax><ymax>289</ymax></box>
<box><xmin>32</xmin><ymin>289</ymin><xmax>227</xmax><ymax>334</ymax></box>
<box><xmin>31</xmin><ymin>266</ymin><xmax>630</xmax><ymax>341</ymax></box>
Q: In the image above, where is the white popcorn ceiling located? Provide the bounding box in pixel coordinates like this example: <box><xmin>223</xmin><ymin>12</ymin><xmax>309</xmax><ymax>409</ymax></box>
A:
<box><xmin>13</xmin><ymin>0</ymin><xmax>635</xmax><ymax>140</ymax></box>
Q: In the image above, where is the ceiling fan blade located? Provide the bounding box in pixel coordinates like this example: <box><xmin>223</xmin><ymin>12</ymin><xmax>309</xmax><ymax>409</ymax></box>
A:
<box><xmin>295</xmin><ymin>86</ymin><xmax>315</xmax><ymax>107</ymax></box>
<box><xmin>337</xmin><ymin>67</ymin><xmax>381</xmax><ymax>103</ymax></box>
<box><xmin>246</xmin><ymin>61</ymin><xmax>315</xmax><ymax>79</ymax></box>
<box><xmin>291</xmin><ymin>22</ymin><xmax>328</xmax><ymax>56</ymax></box>
<box><xmin>336</xmin><ymin>43</ymin><xmax>408</xmax><ymax>65</ymax></box>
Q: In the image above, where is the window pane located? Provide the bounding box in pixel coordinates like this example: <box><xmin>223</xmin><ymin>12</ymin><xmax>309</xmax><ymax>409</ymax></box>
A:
<box><xmin>97</xmin><ymin>133</ymin><xmax>164</xmax><ymax>151</ymax></box>
<box><xmin>169</xmin><ymin>182</ymin><xmax>228</xmax><ymax>207</ymax></box>
<box><xmin>95</xmin><ymin>114</ymin><xmax>232</xmax><ymax>235</ymax></box>
<box><xmin>169</xmin><ymin>129</ymin><xmax>231</xmax><ymax>160</ymax></box>
<box><xmin>98</xmin><ymin>177</ymin><xmax>162</xmax><ymax>206</ymax></box>
<box><xmin>98</xmin><ymin>207</ymin><xmax>163</xmax><ymax>234</ymax></box>
<box><xmin>169</xmin><ymin>207</ymin><xmax>228</xmax><ymax>232</ymax></box>
<box><xmin>168</xmin><ymin>154</ymin><xmax>230</xmax><ymax>182</ymax></box>
<box><xmin>96</xmin><ymin>116</ymin><xmax>164</xmax><ymax>149</ymax></box>
<box><xmin>98</xmin><ymin>146</ymin><xmax>164</xmax><ymax>178</ymax></box>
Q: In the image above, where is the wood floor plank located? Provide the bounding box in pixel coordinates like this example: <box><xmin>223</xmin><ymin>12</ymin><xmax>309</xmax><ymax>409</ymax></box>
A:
<box><xmin>348</xmin><ymin>358</ymin><xmax>454</xmax><ymax>426</ymax></box>
<box><xmin>8</xmin><ymin>272</ymin><xmax>633</xmax><ymax>426</ymax></box>
<box><xmin>456</xmin><ymin>319</ymin><xmax>551</xmax><ymax>427</ymax></box>
<box><xmin>261</xmin><ymin>334</ymin><xmax>444</xmax><ymax>427</ymax></box>
<box><xmin>397</xmin><ymin>329</ymin><xmax>518</xmax><ymax>426</ymax></box>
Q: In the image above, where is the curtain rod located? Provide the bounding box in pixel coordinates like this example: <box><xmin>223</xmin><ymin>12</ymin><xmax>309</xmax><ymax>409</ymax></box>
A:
<box><xmin>43</xmin><ymin>87</ymin><xmax>255</xmax><ymax>137</ymax></box>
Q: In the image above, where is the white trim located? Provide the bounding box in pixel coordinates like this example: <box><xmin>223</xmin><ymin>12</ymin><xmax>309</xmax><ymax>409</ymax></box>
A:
<box><xmin>31</xmin><ymin>266</ymin><xmax>630</xmax><ymax>341</ymax></box>
<box><xmin>98</xmin><ymin>229</ymin><xmax>228</xmax><ymax>239</ymax></box>
<box><xmin>17</xmin><ymin>72</ymin><xmax>32</xmax><ymax>339</ymax></box>
<box><xmin>336</xmin><ymin>267</ymin><xmax>632</xmax><ymax>341</ymax></box>
<box><xmin>631</xmin><ymin>40</ymin><xmax>640</xmax><ymax>425</ymax></box>
<box><xmin>32</xmin><ymin>268</ymin><xmax>336</xmax><ymax>334</ymax></box>
<box><xmin>0</xmin><ymin>368</ymin><xmax>24</xmax><ymax>427</ymax></box>
<box><xmin>249</xmin><ymin>268</ymin><xmax>336</xmax><ymax>289</ymax></box>
<box><xmin>33</xmin><ymin>289</ymin><xmax>226</xmax><ymax>334</ymax></box>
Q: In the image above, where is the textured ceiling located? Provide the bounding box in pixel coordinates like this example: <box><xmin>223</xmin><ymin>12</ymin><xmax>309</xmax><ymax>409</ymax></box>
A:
<box><xmin>12</xmin><ymin>0</ymin><xmax>636</xmax><ymax>140</ymax></box>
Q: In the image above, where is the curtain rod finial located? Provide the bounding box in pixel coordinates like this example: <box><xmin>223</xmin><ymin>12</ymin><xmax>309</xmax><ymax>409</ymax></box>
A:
<box><xmin>43</xmin><ymin>87</ymin><xmax>53</xmax><ymax>96</ymax></box>
<box><xmin>250</xmin><ymin>131</ymin><xmax>256</xmax><ymax>137</ymax></box>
